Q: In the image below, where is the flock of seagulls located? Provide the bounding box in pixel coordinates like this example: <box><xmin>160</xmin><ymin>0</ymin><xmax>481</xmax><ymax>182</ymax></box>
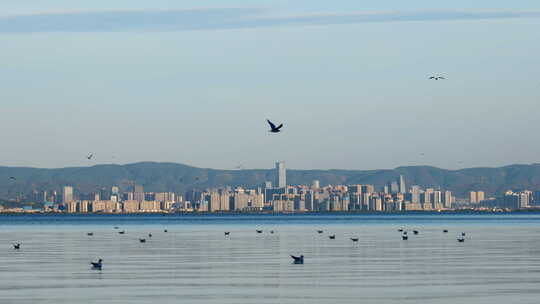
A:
<box><xmin>10</xmin><ymin>225</ymin><xmax>468</xmax><ymax>269</ymax></box>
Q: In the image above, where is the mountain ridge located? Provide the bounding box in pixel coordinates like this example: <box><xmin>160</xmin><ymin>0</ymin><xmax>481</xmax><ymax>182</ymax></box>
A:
<box><xmin>2</xmin><ymin>161</ymin><xmax>540</xmax><ymax>199</ymax></box>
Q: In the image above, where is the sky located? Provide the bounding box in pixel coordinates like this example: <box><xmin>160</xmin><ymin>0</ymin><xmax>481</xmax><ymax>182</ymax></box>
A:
<box><xmin>1</xmin><ymin>1</ymin><xmax>540</xmax><ymax>170</ymax></box>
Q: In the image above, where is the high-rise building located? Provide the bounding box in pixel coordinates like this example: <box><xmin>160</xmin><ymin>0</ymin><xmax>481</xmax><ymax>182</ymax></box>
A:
<box><xmin>275</xmin><ymin>161</ymin><xmax>286</xmax><ymax>188</ymax></box>
<box><xmin>390</xmin><ymin>181</ymin><xmax>399</xmax><ymax>194</ymax></box>
<box><xmin>469</xmin><ymin>191</ymin><xmax>478</xmax><ymax>204</ymax></box>
<box><xmin>477</xmin><ymin>191</ymin><xmax>485</xmax><ymax>203</ymax></box>
<box><xmin>398</xmin><ymin>175</ymin><xmax>406</xmax><ymax>193</ymax></box>
<box><xmin>134</xmin><ymin>185</ymin><xmax>144</xmax><ymax>202</ymax></box>
<box><xmin>62</xmin><ymin>186</ymin><xmax>74</xmax><ymax>203</ymax></box>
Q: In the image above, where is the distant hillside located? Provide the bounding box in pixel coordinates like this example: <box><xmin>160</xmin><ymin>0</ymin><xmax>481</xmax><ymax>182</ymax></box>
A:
<box><xmin>1</xmin><ymin>162</ymin><xmax>540</xmax><ymax>199</ymax></box>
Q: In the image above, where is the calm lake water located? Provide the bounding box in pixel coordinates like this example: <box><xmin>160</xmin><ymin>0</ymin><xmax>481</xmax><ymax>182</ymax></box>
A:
<box><xmin>1</xmin><ymin>213</ymin><xmax>540</xmax><ymax>304</ymax></box>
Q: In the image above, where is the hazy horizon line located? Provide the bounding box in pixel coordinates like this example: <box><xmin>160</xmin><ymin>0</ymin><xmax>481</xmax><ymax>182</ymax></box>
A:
<box><xmin>1</xmin><ymin>160</ymin><xmax>538</xmax><ymax>172</ymax></box>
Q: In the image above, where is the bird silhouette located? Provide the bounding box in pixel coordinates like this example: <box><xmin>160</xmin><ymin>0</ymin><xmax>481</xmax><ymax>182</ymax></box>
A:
<box><xmin>13</xmin><ymin>243</ymin><xmax>21</xmax><ymax>250</ymax></box>
<box><xmin>329</xmin><ymin>235</ymin><xmax>336</xmax><ymax>239</ymax></box>
<box><xmin>270</xmin><ymin>230</ymin><xmax>275</xmax><ymax>234</ymax></box>
<box><xmin>413</xmin><ymin>230</ymin><xmax>419</xmax><ymax>235</ymax></box>
<box><xmin>457</xmin><ymin>237</ymin><xmax>465</xmax><ymax>243</ymax></box>
<box><xmin>461</xmin><ymin>232</ymin><xmax>466</xmax><ymax>236</ymax></box>
<box><xmin>87</xmin><ymin>232</ymin><xmax>94</xmax><ymax>236</ymax></box>
<box><xmin>398</xmin><ymin>228</ymin><xmax>404</xmax><ymax>232</ymax></box>
<box><xmin>267</xmin><ymin>119</ymin><xmax>283</xmax><ymax>133</ymax></box>
<box><xmin>148</xmin><ymin>233</ymin><xmax>152</xmax><ymax>238</ymax></box>
<box><xmin>402</xmin><ymin>235</ymin><xmax>409</xmax><ymax>240</ymax></box>
<box><xmin>9</xmin><ymin>177</ymin><xmax>16</xmax><ymax>180</ymax></box>
<box><xmin>429</xmin><ymin>76</ymin><xmax>445</xmax><ymax>80</ymax></box>
<box><xmin>290</xmin><ymin>255</ymin><xmax>304</xmax><ymax>264</ymax></box>
<box><xmin>86</xmin><ymin>153</ymin><xmax>93</xmax><ymax>160</ymax></box>
<box><xmin>139</xmin><ymin>238</ymin><xmax>146</xmax><ymax>243</ymax></box>
<box><xmin>256</xmin><ymin>230</ymin><xmax>263</xmax><ymax>234</ymax></box>
<box><xmin>351</xmin><ymin>237</ymin><xmax>359</xmax><ymax>242</ymax></box>
<box><xmin>91</xmin><ymin>259</ymin><xmax>103</xmax><ymax>270</ymax></box>
<box><xmin>317</xmin><ymin>230</ymin><xmax>324</xmax><ymax>234</ymax></box>
<box><xmin>224</xmin><ymin>232</ymin><xmax>230</xmax><ymax>236</ymax></box>
<box><xmin>118</xmin><ymin>230</ymin><xmax>125</xmax><ymax>235</ymax></box>
<box><xmin>164</xmin><ymin>229</ymin><xmax>168</xmax><ymax>233</ymax></box>
<box><xmin>443</xmin><ymin>229</ymin><xmax>449</xmax><ymax>233</ymax></box>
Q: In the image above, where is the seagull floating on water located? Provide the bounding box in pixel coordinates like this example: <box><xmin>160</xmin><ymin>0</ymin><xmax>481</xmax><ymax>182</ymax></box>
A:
<box><xmin>118</xmin><ymin>230</ymin><xmax>125</xmax><ymax>235</ymax></box>
<box><xmin>87</xmin><ymin>232</ymin><xmax>94</xmax><ymax>236</ymax></box>
<box><xmin>139</xmin><ymin>238</ymin><xmax>146</xmax><ymax>243</ymax></box>
<box><xmin>317</xmin><ymin>230</ymin><xmax>324</xmax><ymax>234</ymax></box>
<box><xmin>91</xmin><ymin>259</ymin><xmax>103</xmax><ymax>270</ymax></box>
<box><xmin>351</xmin><ymin>237</ymin><xmax>359</xmax><ymax>242</ymax></box>
<box><xmin>224</xmin><ymin>232</ymin><xmax>230</xmax><ymax>236</ymax></box>
<box><xmin>457</xmin><ymin>237</ymin><xmax>465</xmax><ymax>243</ymax></box>
<box><xmin>398</xmin><ymin>228</ymin><xmax>404</xmax><ymax>232</ymax></box>
<box><xmin>290</xmin><ymin>255</ymin><xmax>304</xmax><ymax>264</ymax></box>
<box><xmin>413</xmin><ymin>230</ymin><xmax>419</xmax><ymax>235</ymax></box>
<box><xmin>443</xmin><ymin>230</ymin><xmax>449</xmax><ymax>233</ymax></box>
<box><xmin>402</xmin><ymin>234</ymin><xmax>409</xmax><ymax>240</ymax></box>
<box><xmin>267</xmin><ymin>119</ymin><xmax>284</xmax><ymax>133</ymax></box>
<box><xmin>164</xmin><ymin>229</ymin><xmax>168</xmax><ymax>233</ymax></box>
<box><xmin>13</xmin><ymin>243</ymin><xmax>21</xmax><ymax>250</ymax></box>
<box><xmin>329</xmin><ymin>235</ymin><xmax>336</xmax><ymax>240</ymax></box>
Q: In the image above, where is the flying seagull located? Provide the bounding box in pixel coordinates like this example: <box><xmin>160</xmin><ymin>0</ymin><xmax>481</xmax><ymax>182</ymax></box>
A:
<box><xmin>86</xmin><ymin>153</ymin><xmax>94</xmax><ymax>160</ymax></box>
<box><xmin>267</xmin><ymin>119</ymin><xmax>283</xmax><ymax>133</ymax></box>
<box><xmin>91</xmin><ymin>259</ymin><xmax>103</xmax><ymax>270</ymax></box>
<box><xmin>290</xmin><ymin>255</ymin><xmax>304</xmax><ymax>264</ymax></box>
<box><xmin>13</xmin><ymin>243</ymin><xmax>21</xmax><ymax>250</ymax></box>
<box><xmin>350</xmin><ymin>237</ymin><xmax>359</xmax><ymax>242</ymax></box>
<box><xmin>429</xmin><ymin>76</ymin><xmax>445</xmax><ymax>80</ymax></box>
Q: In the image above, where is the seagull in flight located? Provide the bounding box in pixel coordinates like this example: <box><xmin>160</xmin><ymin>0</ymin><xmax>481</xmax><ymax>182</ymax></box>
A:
<box><xmin>429</xmin><ymin>76</ymin><xmax>445</xmax><ymax>80</ymax></box>
<box><xmin>267</xmin><ymin>119</ymin><xmax>283</xmax><ymax>133</ymax></box>
<box><xmin>86</xmin><ymin>153</ymin><xmax>94</xmax><ymax>160</ymax></box>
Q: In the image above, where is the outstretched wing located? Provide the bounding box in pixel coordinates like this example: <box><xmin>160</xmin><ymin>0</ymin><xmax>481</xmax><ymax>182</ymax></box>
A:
<box><xmin>267</xmin><ymin>119</ymin><xmax>276</xmax><ymax>129</ymax></box>
<box><xmin>429</xmin><ymin>76</ymin><xmax>435</xmax><ymax>79</ymax></box>
<box><xmin>276</xmin><ymin>123</ymin><xmax>283</xmax><ymax>130</ymax></box>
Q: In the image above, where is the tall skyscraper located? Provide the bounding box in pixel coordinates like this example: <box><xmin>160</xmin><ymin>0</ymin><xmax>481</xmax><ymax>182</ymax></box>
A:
<box><xmin>62</xmin><ymin>186</ymin><xmax>74</xmax><ymax>203</ymax></box>
<box><xmin>398</xmin><ymin>175</ymin><xmax>406</xmax><ymax>193</ymax></box>
<box><xmin>275</xmin><ymin>161</ymin><xmax>286</xmax><ymax>188</ymax></box>
<box><xmin>477</xmin><ymin>191</ymin><xmax>485</xmax><ymax>203</ymax></box>
<box><xmin>134</xmin><ymin>185</ymin><xmax>144</xmax><ymax>202</ymax></box>
<box><xmin>469</xmin><ymin>191</ymin><xmax>478</xmax><ymax>204</ymax></box>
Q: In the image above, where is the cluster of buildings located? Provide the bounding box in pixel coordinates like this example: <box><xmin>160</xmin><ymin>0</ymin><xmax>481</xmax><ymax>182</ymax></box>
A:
<box><xmin>3</xmin><ymin>161</ymin><xmax>540</xmax><ymax>213</ymax></box>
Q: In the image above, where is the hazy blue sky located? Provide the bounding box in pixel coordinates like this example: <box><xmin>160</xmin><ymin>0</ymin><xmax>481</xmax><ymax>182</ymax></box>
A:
<box><xmin>1</xmin><ymin>1</ymin><xmax>539</xmax><ymax>170</ymax></box>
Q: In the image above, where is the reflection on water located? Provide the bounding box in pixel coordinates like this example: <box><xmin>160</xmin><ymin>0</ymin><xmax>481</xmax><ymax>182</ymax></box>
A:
<box><xmin>1</xmin><ymin>214</ymin><xmax>540</xmax><ymax>304</ymax></box>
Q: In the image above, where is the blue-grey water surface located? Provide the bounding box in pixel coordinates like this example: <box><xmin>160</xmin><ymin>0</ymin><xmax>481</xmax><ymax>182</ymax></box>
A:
<box><xmin>1</xmin><ymin>213</ymin><xmax>540</xmax><ymax>304</ymax></box>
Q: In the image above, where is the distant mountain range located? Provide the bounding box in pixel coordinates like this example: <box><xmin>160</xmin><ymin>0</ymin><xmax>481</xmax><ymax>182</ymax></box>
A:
<box><xmin>2</xmin><ymin>162</ymin><xmax>540</xmax><ymax>200</ymax></box>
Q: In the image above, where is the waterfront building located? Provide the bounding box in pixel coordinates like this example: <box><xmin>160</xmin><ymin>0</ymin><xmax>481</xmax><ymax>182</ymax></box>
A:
<box><xmin>63</xmin><ymin>186</ymin><xmax>74</xmax><ymax>203</ymax></box>
<box><xmin>275</xmin><ymin>161</ymin><xmax>286</xmax><ymax>188</ymax></box>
